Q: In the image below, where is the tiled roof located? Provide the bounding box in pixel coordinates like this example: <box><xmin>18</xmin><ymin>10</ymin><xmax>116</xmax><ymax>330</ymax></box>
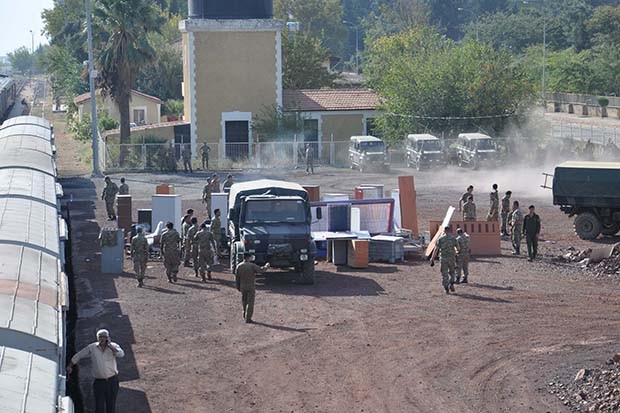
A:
<box><xmin>74</xmin><ymin>89</ymin><xmax>163</xmax><ymax>104</ymax></box>
<box><xmin>282</xmin><ymin>88</ymin><xmax>380</xmax><ymax>112</ymax></box>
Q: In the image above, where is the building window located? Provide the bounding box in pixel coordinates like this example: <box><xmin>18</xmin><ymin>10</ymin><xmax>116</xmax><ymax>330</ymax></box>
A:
<box><xmin>133</xmin><ymin>108</ymin><xmax>146</xmax><ymax>125</ymax></box>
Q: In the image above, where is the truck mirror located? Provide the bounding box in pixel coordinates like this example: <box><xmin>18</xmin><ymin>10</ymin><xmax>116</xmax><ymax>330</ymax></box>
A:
<box><xmin>316</xmin><ymin>207</ymin><xmax>322</xmax><ymax>220</ymax></box>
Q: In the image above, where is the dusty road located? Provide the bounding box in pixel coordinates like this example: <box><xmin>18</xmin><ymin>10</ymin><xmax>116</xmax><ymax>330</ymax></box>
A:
<box><xmin>57</xmin><ymin>150</ymin><xmax>620</xmax><ymax>413</ymax></box>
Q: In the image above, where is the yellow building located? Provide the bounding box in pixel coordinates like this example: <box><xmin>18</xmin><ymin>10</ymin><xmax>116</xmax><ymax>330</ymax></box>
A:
<box><xmin>74</xmin><ymin>89</ymin><xmax>163</xmax><ymax>126</ymax></box>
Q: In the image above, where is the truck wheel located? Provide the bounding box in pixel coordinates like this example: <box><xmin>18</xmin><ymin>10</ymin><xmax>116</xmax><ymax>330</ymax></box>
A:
<box><xmin>299</xmin><ymin>260</ymin><xmax>315</xmax><ymax>285</ymax></box>
<box><xmin>574</xmin><ymin>212</ymin><xmax>602</xmax><ymax>240</ymax></box>
<box><xmin>601</xmin><ymin>222</ymin><xmax>620</xmax><ymax>236</ymax></box>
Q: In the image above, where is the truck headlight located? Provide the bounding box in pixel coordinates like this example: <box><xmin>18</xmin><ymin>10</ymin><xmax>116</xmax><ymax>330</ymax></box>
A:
<box><xmin>300</xmin><ymin>249</ymin><xmax>308</xmax><ymax>253</ymax></box>
<box><xmin>300</xmin><ymin>254</ymin><xmax>308</xmax><ymax>261</ymax></box>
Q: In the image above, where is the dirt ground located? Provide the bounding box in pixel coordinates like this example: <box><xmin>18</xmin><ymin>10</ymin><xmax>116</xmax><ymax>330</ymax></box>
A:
<box><xmin>50</xmin><ymin>118</ymin><xmax>620</xmax><ymax>411</ymax></box>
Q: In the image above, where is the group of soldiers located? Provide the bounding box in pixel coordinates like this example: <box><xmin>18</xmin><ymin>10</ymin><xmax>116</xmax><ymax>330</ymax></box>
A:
<box><xmin>432</xmin><ymin>183</ymin><xmax>542</xmax><ymax>294</ymax></box>
<box><xmin>202</xmin><ymin>173</ymin><xmax>234</xmax><ymax>218</ymax></box>
<box><xmin>158</xmin><ymin>142</ymin><xmax>212</xmax><ymax>173</ymax></box>
<box><xmin>101</xmin><ymin>176</ymin><xmax>129</xmax><ymax>221</ymax></box>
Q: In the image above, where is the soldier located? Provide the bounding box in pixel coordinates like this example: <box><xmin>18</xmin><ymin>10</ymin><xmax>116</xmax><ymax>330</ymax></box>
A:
<box><xmin>500</xmin><ymin>190</ymin><xmax>512</xmax><ymax>236</ymax></box>
<box><xmin>430</xmin><ymin>226</ymin><xmax>458</xmax><ymax>294</ymax></box>
<box><xmin>182</xmin><ymin>144</ymin><xmax>193</xmax><ymax>173</ymax></box>
<box><xmin>130</xmin><ymin>227</ymin><xmax>149</xmax><ymax>287</ymax></box>
<box><xmin>211</xmin><ymin>208</ymin><xmax>223</xmax><ymax>256</ymax></box>
<box><xmin>211</xmin><ymin>174</ymin><xmax>221</xmax><ymax>192</ymax></box>
<box><xmin>486</xmin><ymin>183</ymin><xmax>499</xmax><ymax>221</ymax></box>
<box><xmin>509</xmin><ymin>200</ymin><xmax>523</xmax><ymax>255</ymax></box>
<box><xmin>167</xmin><ymin>145</ymin><xmax>177</xmax><ymax>172</ymax></box>
<box><xmin>202</xmin><ymin>178</ymin><xmax>213</xmax><ymax>218</ymax></box>
<box><xmin>200</xmin><ymin>142</ymin><xmax>210</xmax><ymax>170</ymax></box>
<box><xmin>118</xmin><ymin>177</ymin><xmax>129</xmax><ymax>195</ymax></box>
<box><xmin>463</xmin><ymin>195</ymin><xmax>476</xmax><ymax>221</ymax></box>
<box><xmin>222</xmin><ymin>174</ymin><xmax>234</xmax><ymax>193</ymax></box>
<box><xmin>185</xmin><ymin>217</ymin><xmax>199</xmax><ymax>271</ymax></box>
<box><xmin>305</xmin><ymin>143</ymin><xmax>315</xmax><ymax>175</ymax></box>
<box><xmin>101</xmin><ymin>176</ymin><xmax>119</xmax><ymax>221</ymax></box>
<box><xmin>458</xmin><ymin>185</ymin><xmax>474</xmax><ymax>212</ymax></box>
<box><xmin>181</xmin><ymin>210</ymin><xmax>194</xmax><ymax>267</ymax></box>
<box><xmin>235</xmin><ymin>252</ymin><xmax>270</xmax><ymax>323</ymax></box>
<box><xmin>193</xmin><ymin>223</ymin><xmax>217</xmax><ymax>282</ymax></box>
<box><xmin>160</xmin><ymin>222</ymin><xmax>181</xmax><ymax>282</ymax></box>
<box><xmin>455</xmin><ymin>227</ymin><xmax>471</xmax><ymax>284</ymax></box>
<box><xmin>523</xmin><ymin>205</ymin><xmax>541</xmax><ymax>261</ymax></box>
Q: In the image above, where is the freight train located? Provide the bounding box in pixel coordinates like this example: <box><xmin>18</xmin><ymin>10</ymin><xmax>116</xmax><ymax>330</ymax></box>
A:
<box><xmin>0</xmin><ymin>74</ymin><xmax>17</xmax><ymax>122</ymax></box>
<box><xmin>0</xmin><ymin>115</ymin><xmax>74</xmax><ymax>412</ymax></box>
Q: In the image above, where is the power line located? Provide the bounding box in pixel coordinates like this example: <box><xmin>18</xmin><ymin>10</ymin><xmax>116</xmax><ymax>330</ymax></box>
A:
<box><xmin>385</xmin><ymin>111</ymin><xmax>517</xmax><ymax>120</ymax></box>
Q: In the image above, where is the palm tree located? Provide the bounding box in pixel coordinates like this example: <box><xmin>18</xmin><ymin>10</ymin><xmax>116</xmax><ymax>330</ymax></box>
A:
<box><xmin>93</xmin><ymin>0</ymin><xmax>163</xmax><ymax>165</ymax></box>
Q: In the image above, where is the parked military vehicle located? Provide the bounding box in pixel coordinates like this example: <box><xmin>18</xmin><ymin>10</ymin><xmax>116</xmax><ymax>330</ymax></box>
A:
<box><xmin>349</xmin><ymin>135</ymin><xmax>390</xmax><ymax>172</ymax></box>
<box><xmin>455</xmin><ymin>133</ymin><xmax>499</xmax><ymax>169</ymax></box>
<box><xmin>228</xmin><ymin>179</ymin><xmax>318</xmax><ymax>284</ymax></box>
<box><xmin>552</xmin><ymin>161</ymin><xmax>620</xmax><ymax>239</ymax></box>
<box><xmin>405</xmin><ymin>134</ymin><xmax>446</xmax><ymax>170</ymax></box>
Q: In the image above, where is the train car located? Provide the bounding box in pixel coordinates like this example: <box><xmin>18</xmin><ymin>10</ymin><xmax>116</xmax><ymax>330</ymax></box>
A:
<box><xmin>0</xmin><ymin>116</ymin><xmax>73</xmax><ymax>413</ymax></box>
<box><xmin>0</xmin><ymin>74</ymin><xmax>17</xmax><ymax>122</ymax></box>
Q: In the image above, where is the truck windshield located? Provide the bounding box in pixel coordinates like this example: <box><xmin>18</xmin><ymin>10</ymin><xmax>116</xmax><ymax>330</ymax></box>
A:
<box><xmin>474</xmin><ymin>139</ymin><xmax>495</xmax><ymax>150</ymax></box>
<box><xmin>360</xmin><ymin>141</ymin><xmax>384</xmax><ymax>151</ymax></box>
<box><xmin>244</xmin><ymin>199</ymin><xmax>307</xmax><ymax>224</ymax></box>
<box><xmin>419</xmin><ymin>140</ymin><xmax>441</xmax><ymax>151</ymax></box>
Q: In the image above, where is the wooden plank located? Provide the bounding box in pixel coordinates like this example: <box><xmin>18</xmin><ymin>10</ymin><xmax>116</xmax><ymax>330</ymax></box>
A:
<box><xmin>424</xmin><ymin>206</ymin><xmax>455</xmax><ymax>258</ymax></box>
<box><xmin>398</xmin><ymin>176</ymin><xmax>419</xmax><ymax>236</ymax></box>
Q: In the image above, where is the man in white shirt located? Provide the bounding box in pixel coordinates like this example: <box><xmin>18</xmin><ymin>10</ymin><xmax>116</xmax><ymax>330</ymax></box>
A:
<box><xmin>67</xmin><ymin>329</ymin><xmax>124</xmax><ymax>413</ymax></box>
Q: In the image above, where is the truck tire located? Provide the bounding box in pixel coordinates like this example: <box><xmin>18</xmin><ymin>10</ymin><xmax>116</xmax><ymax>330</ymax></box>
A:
<box><xmin>574</xmin><ymin>212</ymin><xmax>601</xmax><ymax>240</ymax></box>
<box><xmin>601</xmin><ymin>222</ymin><xmax>620</xmax><ymax>236</ymax></box>
<box><xmin>299</xmin><ymin>260</ymin><xmax>315</xmax><ymax>285</ymax></box>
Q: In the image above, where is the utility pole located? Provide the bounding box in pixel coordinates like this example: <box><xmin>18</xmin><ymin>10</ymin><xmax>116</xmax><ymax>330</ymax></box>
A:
<box><xmin>85</xmin><ymin>0</ymin><xmax>100</xmax><ymax>176</ymax></box>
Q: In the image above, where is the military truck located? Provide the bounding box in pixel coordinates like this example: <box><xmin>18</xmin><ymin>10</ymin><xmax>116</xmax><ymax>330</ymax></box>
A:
<box><xmin>228</xmin><ymin>179</ymin><xmax>318</xmax><ymax>284</ymax></box>
<box><xmin>552</xmin><ymin>161</ymin><xmax>620</xmax><ymax>239</ymax></box>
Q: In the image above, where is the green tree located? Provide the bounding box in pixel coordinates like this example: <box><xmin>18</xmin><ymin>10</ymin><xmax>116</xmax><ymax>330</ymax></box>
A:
<box><xmin>275</xmin><ymin>0</ymin><xmax>346</xmax><ymax>56</ymax></box>
<box><xmin>282</xmin><ymin>32</ymin><xmax>338</xmax><ymax>89</ymax></box>
<box><xmin>586</xmin><ymin>5</ymin><xmax>620</xmax><ymax>47</ymax></box>
<box><xmin>7</xmin><ymin>46</ymin><xmax>34</xmax><ymax>74</ymax></box>
<box><xmin>365</xmin><ymin>28</ymin><xmax>533</xmax><ymax>141</ymax></box>
<box><xmin>252</xmin><ymin>104</ymin><xmax>308</xmax><ymax>142</ymax></box>
<box><xmin>93</xmin><ymin>0</ymin><xmax>164</xmax><ymax>165</ymax></box>
<box><xmin>42</xmin><ymin>44</ymin><xmax>87</xmax><ymax>107</ymax></box>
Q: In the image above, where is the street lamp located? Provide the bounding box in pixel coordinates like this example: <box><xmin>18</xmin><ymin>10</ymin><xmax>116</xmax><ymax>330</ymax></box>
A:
<box><xmin>457</xmin><ymin>8</ymin><xmax>479</xmax><ymax>42</ymax></box>
<box><xmin>342</xmin><ymin>20</ymin><xmax>359</xmax><ymax>74</ymax></box>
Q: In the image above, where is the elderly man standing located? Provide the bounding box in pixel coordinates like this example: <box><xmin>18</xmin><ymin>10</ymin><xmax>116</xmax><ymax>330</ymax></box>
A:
<box><xmin>67</xmin><ymin>329</ymin><xmax>124</xmax><ymax>413</ymax></box>
<box><xmin>101</xmin><ymin>177</ymin><xmax>119</xmax><ymax>221</ymax></box>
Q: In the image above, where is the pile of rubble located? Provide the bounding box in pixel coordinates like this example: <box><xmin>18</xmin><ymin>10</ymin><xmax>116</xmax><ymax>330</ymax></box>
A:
<box><xmin>549</xmin><ymin>354</ymin><xmax>620</xmax><ymax>412</ymax></box>
<box><xmin>556</xmin><ymin>243</ymin><xmax>620</xmax><ymax>278</ymax></box>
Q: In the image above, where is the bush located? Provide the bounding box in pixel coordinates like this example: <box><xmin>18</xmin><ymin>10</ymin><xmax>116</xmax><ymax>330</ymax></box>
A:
<box><xmin>598</xmin><ymin>97</ymin><xmax>609</xmax><ymax>107</ymax></box>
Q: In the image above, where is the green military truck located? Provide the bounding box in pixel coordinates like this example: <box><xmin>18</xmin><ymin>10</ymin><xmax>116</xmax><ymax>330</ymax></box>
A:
<box><xmin>552</xmin><ymin>161</ymin><xmax>620</xmax><ymax>239</ymax></box>
<box><xmin>228</xmin><ymin>179</ymin><xmax>318</xmax><ymax>284</ymax></box>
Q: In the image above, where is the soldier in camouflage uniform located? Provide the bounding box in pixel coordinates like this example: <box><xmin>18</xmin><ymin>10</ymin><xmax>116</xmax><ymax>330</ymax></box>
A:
<box><xmin>431</xmin><ymin>226</ymin><xmax>458</xmax><ymax>294</ymax></box>
<box><xmin>167</xmin><ymin>146</ymin><xmax>177</xmax><ymax>172</ymax></box>
<box><xmin>200</xmin><ymin>143</ymin><xmax>210</xmax><ymax>170</ymax></box>
<box><xmin>181</xmin><ymin>210</ymin><xmax>194</xmax><ymax>267</ymax></box>
<box><xmin>185</xmin><ymin>217</ymin><xmax>200</xmax><ymax>273</ymax></box>
<box><xmin>202</xmin><ymin>178</ymin><xmax>213</xmax><ymax>218</ymax></box>
<box><xmin>455</xmin><ymin>228</ymin><xmax>471</xmax><ymax>284</ymax></box>
<box><xmin>509</xmin><ymin>200</ymin><xmax>523</xmax><ymax>255</ymax></box>
<box><xmin>182</xmin><ymin>144</ymin><xmax>193</xmax><ymax>173</ymax></box>
<box><xmin>130</xmin><ymin>227</ymin><xmax>149</xmax><ymax>287</ymax></box>
<box><xmin>160</xmin><ymin>222</ymin><xmax>181</xmax><ymax>282</ymax></box>
<box><xmin>211</xmin><ymin>208</ymin><xmax>222</xmax><ymax>257</ymax></box>
<box><xmin>193</xmin><ymin>223</ymin><xmax>217</xmax><ymax>282</ymax></box>
<box><xmin>462</xmin><ymin>196</ymin><xmax>476</xmax><ymax>221</ymax></box>
<box><xmin>486</xmin><ymin>183</ymin><xmax>499</xmax><ymax>221</ymax></box>
<box><xmin>118</xmin><ymin>177</ymin><xmax>129</xmax><ymax>195</ymax></box>
<box><xmin>236</xmin><ymin>252</ymin><xmax>270</xmax><ymax>323</ymax></box>
<box><xmin>500</xmin><ymin>191</ymin><xmax>512</xmax><ymax>236</ymax></box>
<box><xmin>101</xmin><ymin>176</ymin><xmax>119</xmax><ymax>221</ymax></box>
<box><xmin>458</xmin><ymin>185</ymin><xmax>474</xmax><ymax>212</ymax></box>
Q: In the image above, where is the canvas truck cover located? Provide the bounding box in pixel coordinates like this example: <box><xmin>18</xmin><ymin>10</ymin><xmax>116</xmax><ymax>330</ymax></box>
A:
<box><xmin>553</xmin><ymin>161</ymin><xmax>620</xmax><ymax>206</ymax></box>
<box><xmin>228</xmin><ymin>179</ymin><xmax>309</xmax><ymax>223</ymax></box>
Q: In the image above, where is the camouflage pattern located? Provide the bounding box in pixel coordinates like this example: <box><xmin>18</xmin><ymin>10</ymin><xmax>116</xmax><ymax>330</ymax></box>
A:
<box><xmin>456</xmin><ymin>232</ymin><xmax>471</xmax><ymax>280</ymax></box>
<box><xmin>202</xmin><ymin>182</ymin><xmax>212</xmax><ymax>217</ymax></box>
<box><xmin>460</xmin><ymin>191</ymin><xmax>473</xmax><ymax>210</ymax></box>
<box><xmin>194</xmin><ymin>228</ymin><xmax>216</xmax><ymax>279</ymax></box>
<box><xmin>211</xmin><ymin>176</ymin><xmax>221</xmax><ymax>193</ymax></box>
<box><xmin>182</xmin><ymin>145</ymin><xmax>192</xmax><ymax>173</ymax></box>
<box><xmin>161</xmin><ymin>228</ymin><xmax>181</xmax><ymax>280</ymax></box>
<box><xmin>211</xmin><ymin>215</ymin><xmax>221</xmax><ymax>252</ymax></box>
<box><xmin>486</xmin><ymin>191</ymin><xmax>499</xmax><ymax>221</ymax></box>
<box><xmin>118</xmin><ymin>183</ymin><xmax>129</xmax><ymax>195</ymax></box>
<box><xmin>501</xmin><ymin>194</ymin><xmax>511</xmax><ymax>235</ymax></box>
<box><xmin>181</xmin><ymin>218</ymin><xmax>192</xmax><ymax>265</ymax></box>
<box><xmin>437</xmin><ymin>233</ymin><xmax>458</xmax><ymax>288</ymax></box>
<box><xmin>510</xmin><ymin>208</ymin><xmax>523</xmax><ymax>254</ymax></box>
<box><xmin>200</xmin><ymin>143</ymin><xmax>210</xmax><ymax>169</ymax></box>
<box><xmin>185</xmin><ymin>224</ymin><xmax>199</xmax><ymax>268</ymax></box>
<box><xmin>463</xmin><ymin>202</ymin><xmax>476</xmax><ymax>221</ymax></box>
<box><xmin>130</xmin><ymin>233</ymin><xmax>149</xmax><ymax>282</ymax></box>
<box><xmin>102</xmin><ymin>180</ymin><xmax>119</xmax><ymax>219</ymax></box>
